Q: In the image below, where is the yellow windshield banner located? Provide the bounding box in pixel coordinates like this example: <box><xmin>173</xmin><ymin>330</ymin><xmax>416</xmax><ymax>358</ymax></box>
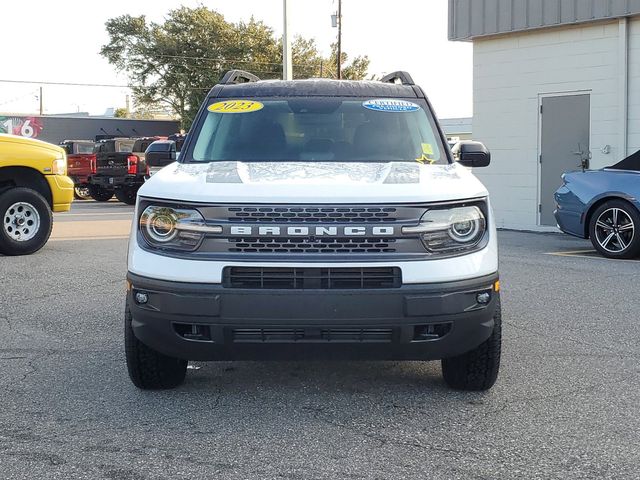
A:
<box><xmin>208</xmin><ymin>100</ymin><xmax>264</xmax><ymax>113</ymax></box>
<box><xmin>416</xmin><ymin>143</ymin><xmax>435</xmax><ymax>164</ymax></box>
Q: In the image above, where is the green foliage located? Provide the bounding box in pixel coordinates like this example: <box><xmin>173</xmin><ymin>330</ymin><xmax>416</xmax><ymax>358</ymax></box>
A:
<box><xmin>100</xmin><ymin>7</ymin><xmax>370</xmax><ymax>129</ymax></box>
<box><xmin>113</xmin><ymin>107</ymin><xmax>128</xmax><ymax>118</ymax></box>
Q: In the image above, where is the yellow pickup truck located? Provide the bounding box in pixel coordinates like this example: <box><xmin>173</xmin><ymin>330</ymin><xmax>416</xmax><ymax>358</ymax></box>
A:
<box><xmin>0</xmin><ymin>134</ymin><xmax>73</xmax><ymax>255</ymax></box>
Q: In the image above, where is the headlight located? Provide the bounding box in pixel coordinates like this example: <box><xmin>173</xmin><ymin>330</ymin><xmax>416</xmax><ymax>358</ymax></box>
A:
<box><xmin>402</xmin><ymin>205</ymin><xmax>486</xmax><ymax>254</ymax></box>
<box><xmin>139</xmin><ymin>205</ymin><xmax>221</xmax><ymax>251</ymax></box>
<box><xmin>52</xmin><ymin>156</ymin><xmax>67</xmax><ymax>175</ymax></box>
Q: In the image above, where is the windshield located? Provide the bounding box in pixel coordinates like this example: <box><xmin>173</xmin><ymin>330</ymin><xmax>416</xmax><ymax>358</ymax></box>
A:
<box><xmin>190</xmin><ymin>97</ymin><xmax>447</xmax><ymax>164</ymax></box>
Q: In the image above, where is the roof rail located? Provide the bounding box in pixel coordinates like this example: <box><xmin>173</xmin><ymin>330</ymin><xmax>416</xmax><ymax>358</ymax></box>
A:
<box><xmin>379</xmin><ymin>71</ymin><xmax>415</xmax><ymax>86</ymax></box>
<box><xmin>219</xmin><ymin>69</ymin><xmax>260</xmax><ymax>85</ymax></box>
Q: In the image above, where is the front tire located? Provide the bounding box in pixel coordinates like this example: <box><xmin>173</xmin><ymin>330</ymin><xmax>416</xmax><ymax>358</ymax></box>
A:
<box><xmin>589</xmin><ymin>200</ymin><xmax>640</xmax><ymax>259</ymax></box>
<box><xmin>88</xmin><ymin>185</ymin><xmax>113</xmax><ymax>202</ymax></box>
<box><xmin>115</xmin><ymin>187</ymin><xmax>138</xmax><ymax>205</ymax></box>
<box><xmin>442</xmin><ymin>298</ymin><xmax>502</xmax><ymax>391</ymax></box>
<box><xmin>125</xmin><ymin>300</ymin><xmax>187</xmax><ymax>389</ymax></box>
<box><xmin>0</xmin><ymin>187</ymin><xmax>53</xmax><ymax>256</ymax></box>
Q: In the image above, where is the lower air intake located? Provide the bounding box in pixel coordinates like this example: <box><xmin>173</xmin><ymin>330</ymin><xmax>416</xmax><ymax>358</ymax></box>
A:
<box><xmin>223</xmin><ymin>267</ymin><xmax>402</xmax><ymax>289</ymax></box>
<box><xmin>231</xmin><ymin>328</ymin><xmax>394</xmax><ymax>344</ymax></box>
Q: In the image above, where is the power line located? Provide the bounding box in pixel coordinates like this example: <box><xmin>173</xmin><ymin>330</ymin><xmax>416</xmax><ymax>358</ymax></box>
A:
<box><xmin>0</xmin><ymin>89</ymin><xmax>39</xmax><ymax>107</ymax></box>
<box><xmin>0</xmin><ymin>79</ymin><xmax>217</xmax><ymax>90</ymax></box>
<box><xmin>0</xmin><ymin>79</ymin><xmax>133</xmax><ymax>88</ymax></box>
<box><xmin>0</xmin><ymin>65</ymin><xmax>328</xmax><ymax>91</ymax></box>
<box><xmin>154</xmin><ymin>54</ymin><xmax>317</xmax><ymax>68</ymax></box>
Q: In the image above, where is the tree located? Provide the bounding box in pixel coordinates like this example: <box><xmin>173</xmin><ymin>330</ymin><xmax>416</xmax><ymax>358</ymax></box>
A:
<box><xmin>327</xmin><ymin>43</ymin><xmax>370</xmax><ymax>80</ymax></box>
<box><xmin>101</xmin><ymin>7</ymin><xmax>370</xmax><ymax>129</ymax></box>
<box><xmin>113</xmin><ymin>107</ymin><xmax>128</xmax><ymax>118</ymax></box>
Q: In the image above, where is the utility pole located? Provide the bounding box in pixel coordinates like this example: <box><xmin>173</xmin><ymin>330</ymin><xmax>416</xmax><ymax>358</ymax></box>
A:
<box><xmin>283</xmin><ymin>0</ymin><xmax>293</xmax><ymax>80</ymax></box>
<box><xmin>337</xmin><ymin>0</ymin><xmax>342</xmax><ymax>79</ymax></box>
<box><xmin>39</xmin><ymin>86</ymin><xmax>43</xmax><ymax>115</ymax></box>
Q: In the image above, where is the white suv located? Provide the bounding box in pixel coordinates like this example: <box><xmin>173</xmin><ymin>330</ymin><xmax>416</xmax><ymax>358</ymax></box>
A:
<box><xmin>125</xmin><ymin>70</ymin><xmax>501</xmax><ymax>391</ymax></box>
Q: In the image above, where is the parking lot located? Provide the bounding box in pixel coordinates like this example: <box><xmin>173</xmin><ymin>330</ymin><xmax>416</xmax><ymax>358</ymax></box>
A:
<box><xmin>0</xmin><ymin>201</ymin><xmax>638</xmax><ymax>479</ymax></box>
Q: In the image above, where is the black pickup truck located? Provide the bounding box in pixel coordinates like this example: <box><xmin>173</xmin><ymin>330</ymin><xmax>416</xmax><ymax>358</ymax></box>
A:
<box><xmin>89</xmin><ymin>137</ymin><xmax>158</xmax><ymax>204</ymax></box>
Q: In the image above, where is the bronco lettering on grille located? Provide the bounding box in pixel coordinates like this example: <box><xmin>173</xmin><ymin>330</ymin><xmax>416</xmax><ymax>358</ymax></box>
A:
<box><xmin>228</xmin><ymin>226</ymin><xmax>395</xmax><ymax>237</ymax></box>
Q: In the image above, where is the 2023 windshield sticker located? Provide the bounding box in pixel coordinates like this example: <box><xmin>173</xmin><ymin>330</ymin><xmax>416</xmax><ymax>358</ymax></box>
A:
<box><xmin>208</xmin><ymin>100</ymin><xmax>264</xmax><ymax>113</ymax></box>
<box><xmin>362</xmin><ymin>99</ymin><xmax>421</xmax><ymax>113</ymax></box>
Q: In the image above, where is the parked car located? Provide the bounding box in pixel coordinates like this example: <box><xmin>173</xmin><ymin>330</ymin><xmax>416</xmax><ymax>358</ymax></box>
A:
<box><xmin>60</xmin><ymin>140</ymin><xmax>95</xmax><ymax>200</ymax></box>
<box><xmin>555</xmin><ymin>149</ymin><xmax>640</xmax><ymax>258</ymax></box>
<box><xmin>167</xmin><ymin>133</ymin><xmax>186</xmax><ymax>153</ymax></box>
<box><xmin>90</xmin><ymin>137</ymin><xmax>158</xmax><ymax>204</ymax></box>
<box><xmin>145</xmin><ymin>139</ymin><xmax>178</xmax><ymax>177</ymax></box>
<box><xmin>0</xmin><ymin>133</ymin><xmax>73</xmax><ymax>255</ymax></box>
<box><xmin>124</xmin><ymin>70</ymin><xmax>501</xmax><ymax>392</ymax></box>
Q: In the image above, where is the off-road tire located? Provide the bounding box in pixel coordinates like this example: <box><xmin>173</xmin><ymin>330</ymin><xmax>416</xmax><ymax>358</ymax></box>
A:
<box><xmin>0</xmin><ymin>187</ymin><xmax>53</xmax><ymax>256</ymax></box>
<box><xmin>588</xmin><ymin>199</ymin><xmax>640</xmax><ymax>259</ymax></box>
<box><xmin>88</xmin><ymin>185</ymin><xmax>113</xmax><ymax>202</ymax></box>
<box><xmin>124</xmin><ymin>300</ymin><xmax>187</xmax><ymax>389</ymax></box>
<box><xmin>115</xmin><ymin>187</ymin><xmax>138</xmax><ymax>205</ymax></box>
<box><xmin>442</xmin><ymin>297</ymin><xmax>502</xmax><ymax>391</ymax></box>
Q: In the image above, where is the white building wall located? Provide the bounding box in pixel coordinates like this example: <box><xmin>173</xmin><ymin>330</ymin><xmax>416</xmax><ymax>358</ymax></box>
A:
<box><xmin>472</xmin><ymin>20</ymin><xmax>634</xmax><ymax>230</ymax></box>
<box><xmin>628</xmin><ymin>18</ymin><xmax>640</xmax><ymax>153</ymax></box>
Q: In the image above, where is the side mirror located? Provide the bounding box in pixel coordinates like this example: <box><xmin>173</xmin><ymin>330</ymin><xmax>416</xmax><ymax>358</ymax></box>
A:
<box><xmin>146</xmin><ymin>149</ymin><xmax>176</xmax><ymax>168</ymax></box>
<box><xmin>451</xmin><ymin>141</ymin><xmax>491</xmax><ymax>168</ymax></box>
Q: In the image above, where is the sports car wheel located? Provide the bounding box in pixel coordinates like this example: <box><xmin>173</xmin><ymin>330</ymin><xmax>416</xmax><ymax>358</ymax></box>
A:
<box><xmin>589</xmin><ymin>200</ymin><xmax>640</xmax><ymax>259</ymax></box>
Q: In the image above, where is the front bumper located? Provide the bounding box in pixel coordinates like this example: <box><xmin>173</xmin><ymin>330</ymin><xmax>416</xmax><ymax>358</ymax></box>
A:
<box><xmin>127</xmin><ymin>272</ymin><xmax>500</xmax><ymax>361</ymax></box>
<box><xmin>46</xmin><ymin>174</ymin><xmax>74</xmax><ymax>212</ymax></box>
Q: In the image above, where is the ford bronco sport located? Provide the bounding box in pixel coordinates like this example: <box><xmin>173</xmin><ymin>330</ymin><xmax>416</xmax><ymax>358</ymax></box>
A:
<box><xmin>125</xmin><ymin>70</ymin><xmax>501</xmax><ymax>391</ymax></box>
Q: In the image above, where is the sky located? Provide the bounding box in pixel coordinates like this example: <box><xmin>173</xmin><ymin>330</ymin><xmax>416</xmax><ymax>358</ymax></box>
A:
<box><xmin>0</xmin><ymin>0</ymin><xmax>473</xmax><ymax>119</ymax></box>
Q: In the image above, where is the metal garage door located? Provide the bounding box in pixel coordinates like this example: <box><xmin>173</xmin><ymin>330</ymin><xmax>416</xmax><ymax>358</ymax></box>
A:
<box><xmin>539</xmin><ymin>94</ymin><xmax>591</xmax><ymax>226</ymax></box>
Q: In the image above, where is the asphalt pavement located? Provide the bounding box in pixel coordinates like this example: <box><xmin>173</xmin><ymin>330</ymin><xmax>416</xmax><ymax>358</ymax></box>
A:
<box><xmin>0</xmin><ymin>200</ymin><xmax>639</xmax><ymax>479</ymax></box>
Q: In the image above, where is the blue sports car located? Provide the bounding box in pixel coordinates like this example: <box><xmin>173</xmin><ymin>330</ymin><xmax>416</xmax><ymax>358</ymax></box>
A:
<box><xmin>555</xmin><ymin>150</ymin><xmax>640</xmax><ymax>259</ymax></box>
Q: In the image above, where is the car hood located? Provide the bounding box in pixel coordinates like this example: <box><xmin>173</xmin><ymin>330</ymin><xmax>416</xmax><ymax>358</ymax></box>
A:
<box><xmin>139</xmin><ymin>161</ymin><xmax>489</xmax><ymax>204</ymax></box>
<box><xmin>0</xmin><ymin>133</ymin><xmax>65</xmax><ymax>156</ymax></box>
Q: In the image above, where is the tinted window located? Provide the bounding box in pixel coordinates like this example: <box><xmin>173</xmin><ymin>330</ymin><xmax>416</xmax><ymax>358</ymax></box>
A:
<box><xmin>134</xmin><ymin>140</ymin><xmax>155</xmax><ymax>152</ymax></box>
<box><xmin>75</xmin><ymin>143</ymin><xmax>94</xmax><ymax>154</ymax></box>
<box><xmin>146</xmin><ymin>142</ymin><xmax>171</xmax><ymax>153</ymax></box>
<box><xmin>116</xmin><ymin>140</ymin><xmax>135</xmax><ymax>153</ymax></box>
<box><xmin>191</xmin><ymin>98</ymin><xmax>446</xmax><ymax>164</ymax></box>
<box><xmin>94</xmin><ymin>142</ymin><xmax>115</xmax><ymax>153</ymax></box>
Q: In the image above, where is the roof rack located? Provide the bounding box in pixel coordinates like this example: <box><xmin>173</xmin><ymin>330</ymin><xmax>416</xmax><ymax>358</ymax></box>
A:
<box><xmin>219</xmin><ymin>69</ymin><xmax>260</xmax><ymax>85</ymax></box>
<box><xmin>379</xmin><ymin>71</ymin><xmax>415</xmax><ymax>86</ymax></box>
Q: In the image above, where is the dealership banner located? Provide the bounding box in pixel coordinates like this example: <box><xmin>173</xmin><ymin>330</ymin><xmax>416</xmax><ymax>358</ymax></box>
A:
<box><xmin>0</xmin><ymin>116</ymin><xmax>44</xmax><ymax>139</ymax></box>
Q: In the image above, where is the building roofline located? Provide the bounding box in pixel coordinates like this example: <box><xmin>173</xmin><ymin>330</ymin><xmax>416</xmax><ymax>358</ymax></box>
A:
<box><xmin>449</xmin><ymin>0</ymin><xmax>640</xmax><ymax>42</ymax></box>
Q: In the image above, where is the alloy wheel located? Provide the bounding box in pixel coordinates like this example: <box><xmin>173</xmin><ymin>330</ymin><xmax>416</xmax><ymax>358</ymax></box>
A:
<box><xmin>594</xmin><ymin>208</ymin><xmax>635</xmax><ymax>253</ymax></box>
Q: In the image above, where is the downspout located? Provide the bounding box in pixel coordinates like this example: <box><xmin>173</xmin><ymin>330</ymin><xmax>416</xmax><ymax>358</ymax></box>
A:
<box><xmin>619</xmin><ymin>18</ymin><xmax>629</xmax><ymax>158</ymax></box>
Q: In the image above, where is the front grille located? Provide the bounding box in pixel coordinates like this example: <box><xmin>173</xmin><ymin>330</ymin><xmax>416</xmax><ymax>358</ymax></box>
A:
<box><xmin>223</xmin><ymin>267</ymin><xmax>402</xmax><ymax>289</ymax></box>
<box><xmin>227</xmin><ymin>206</ymin><xmax>398</xmax><ymax>223</ymax></box>
<box><xmin>232</xmin><ymin>327</ymin><xmax>394</xmax><ymax>343</ymax></box>
<box><xmin>227</xmin><ymin>237</ymin><xmax>397</xmax><ymax>254</ymax></box>
<box><xmin>145</xmin><ymin>202</ymin><xmax>441</xmax><ymax>258</ymax></box>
